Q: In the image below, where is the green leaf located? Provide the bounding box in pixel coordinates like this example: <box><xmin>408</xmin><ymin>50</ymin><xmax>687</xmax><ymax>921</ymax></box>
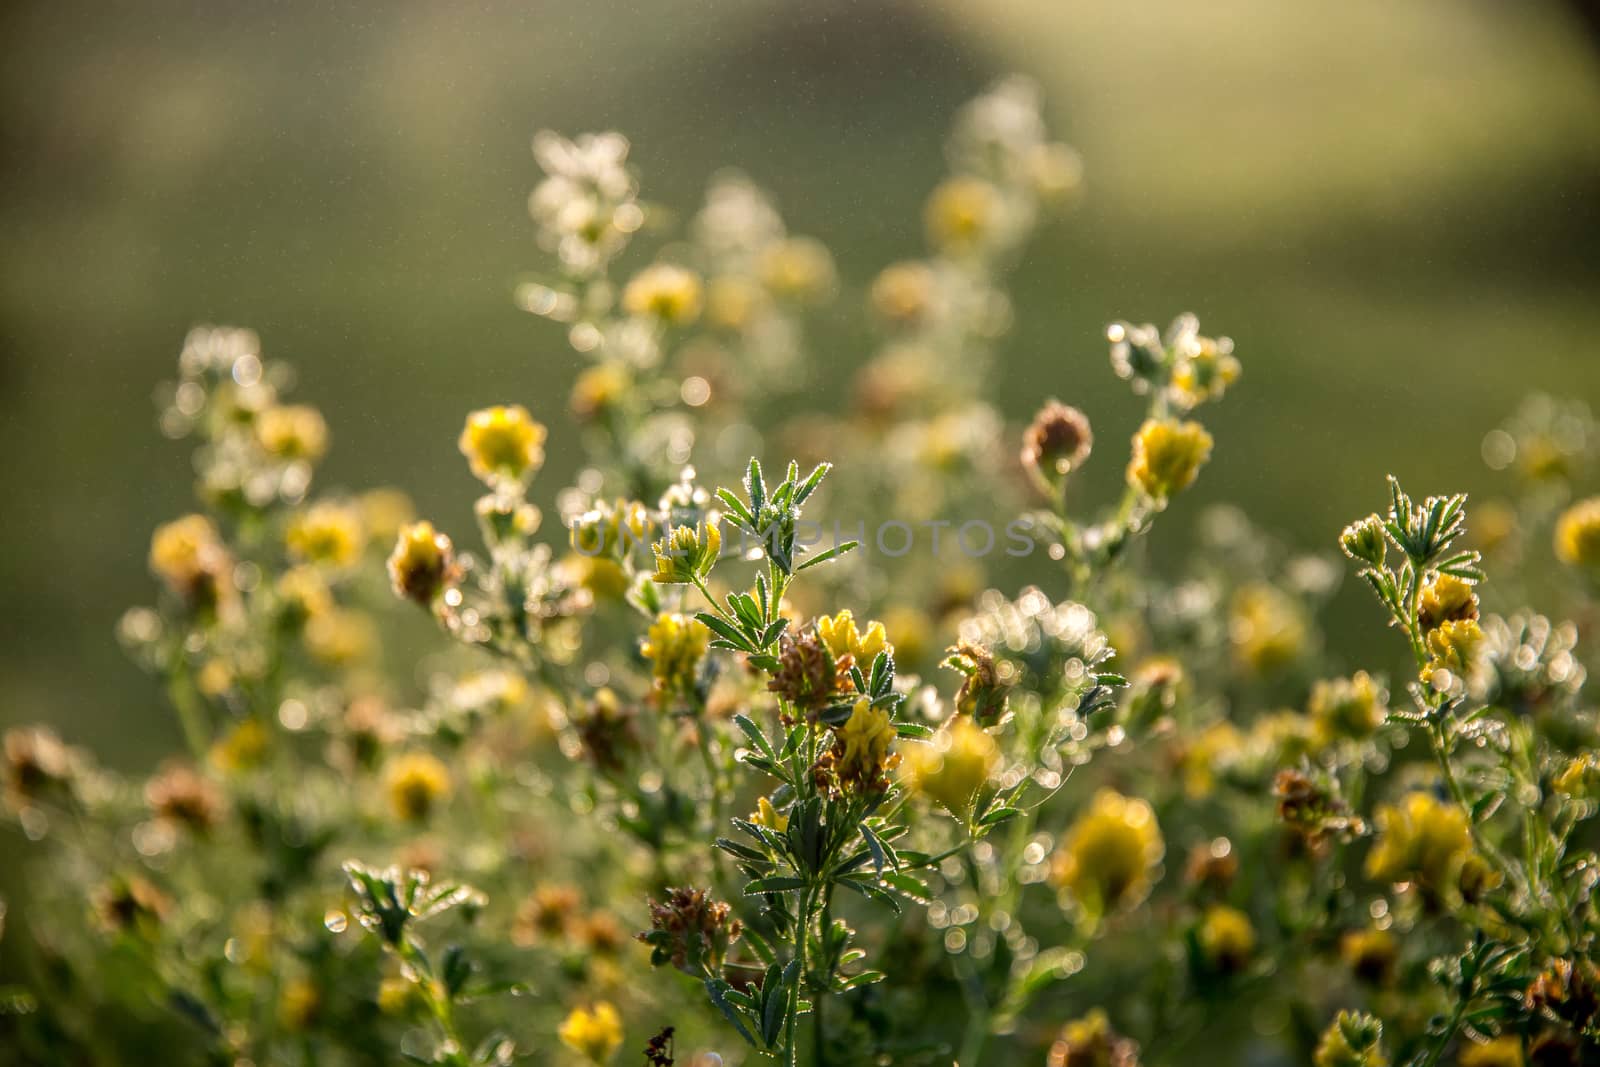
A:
<box><xmin>744</xmin><ymin>876</ymin><xmax>807</xmax><ymax>896</ymax></box>
<box><xmin>705</xmin><ymin>979</ymin><xmax>758</xmax><ymax>1047</ymax></box>
<box><xmin>697</xmin><ymin>612</ymin><xmax>755</xmax><ymax>651</ymax></box>
<box><xmin>796</xmin><ymin>540</ymin><xmax>858</xmax><ymax>572</ymax></box>
<box><xmin>979</xmin><ymin>806</ymin><xmax>1022</xmax><ymax>828</ymax></box>
<box><xmin>795</xmin><ymin>462</ymin><xmax>831</xmax><ymax>505</ymax></box>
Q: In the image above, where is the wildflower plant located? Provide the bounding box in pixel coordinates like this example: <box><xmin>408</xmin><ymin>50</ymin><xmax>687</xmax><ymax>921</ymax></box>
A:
<box><xmin>3</xmin><ymin>75</ymin><xmax>1598</xmax><ymax>1067</ymax></box>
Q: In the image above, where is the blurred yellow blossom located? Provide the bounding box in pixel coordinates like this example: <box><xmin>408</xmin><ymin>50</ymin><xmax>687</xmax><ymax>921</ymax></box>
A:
<box><xmin>459</xmin><ymin>404</ymin><xmax>546</xmax><ymax>485</ymax></box>
<box><xmin>384</xmin><ymin>752</ymin><xmax>451</xmax><ymax>822</ymax></box>
<box><xmin>1127</xmin><ymin>418</ymin><xmax>1213</xmax><ymax>500</ymax></box>
<box><xmin>1052</xmin><ymin>789</ymin><xmax>1164</xmax><ymax>915</ymax></box>
<box><xmin>902</xmin><ymin>717</ymin><xmax>999</xmax><ymax>819</ymax></box>
<box><xmin>621</xmin><ymin>263</ymin><xmax>702</xmax><ymax>325</ymax></box>
<box><xmin>558</xmin><ymin>1001</ymin><xmax>623</xmax><ymax>1064</ymax></box>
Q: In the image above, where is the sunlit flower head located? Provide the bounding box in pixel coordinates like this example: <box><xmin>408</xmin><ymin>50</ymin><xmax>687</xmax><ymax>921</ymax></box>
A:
<box><xmin>558</xmin><ymin>1001</ymin><xmax>624</xmax><ymax>1064</ymax></box>
<box><xmin>387</xmin><ymin>521</ymin><xmax>454</xmax><ymax>605</ymax></box>
<box><xmin>383</xmin><ymin>752</ymin><xmax>451</xmax><ymax>823</ymax></box>
<box><xmin>458</xmin><ymin>405</ymin><xmax>547</xmax><ymax>486</ymax></box>
<box><xmin>902</xmin><ymin>717</ymin><xmax>999</xmax><ymax>819</ymax></box>
<box><xmin>1554</xmin><ymin>496</ymin><xmax>1600</xmax><ymax>569</ymax></box>
<box><xmin>1052</xmin><ymin>789</ymin><xmax>1164</xmax><ymax>916</ymax></box>
<box><xmin>1127</xmin><ymin>418</ymin><xmax>1213</xmax><ymax>501</ymax></box>
<box><xmin>622</xmin><ymin>263</ymin><xmax>703</xmax><ymax>325</ymax></box>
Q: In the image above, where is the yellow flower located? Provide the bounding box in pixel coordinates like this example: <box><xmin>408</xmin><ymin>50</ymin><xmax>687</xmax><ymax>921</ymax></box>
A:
<box><xmin>570</xmin><ymin>362</ymin><xmax>632</xmax><ymax>421</ymax></box>
<box><xmin>568</xmin><ymin>554</ymin><xmax>629</xmax><ymax>601</ymax></box>
<box><xmin>650</xmin><ymin>521</ymin><xmax>720</xmax><ymax>584</ymax></box>
<box><xmin>558</xmin><ymin>1001</ymin><xmax>624</xmax><ymax>1064</ymax></box>
<box><xmin>285</xmin><ymin>502</ymin><xmax>365</xmax><ymax>568</ymax></box>
<box><xmin>879</xmin><ymin>605</ymin><xmax>932</xmax><ymax>666</ymax></box>
<box><xmin>387</xmin><ymin>521</ymin><xmax>454</xmax><ymax>604</ymax></box>
<box><xmin>209</xmin><ymin>718</ymin><xmax>269</xmax><ymax>773</ymax></box>
<box><xmin>1309</xmin><ymin>671</ymin><xmax>1387</xmax><ymax>745</ymax></box>
<box><xmin>1170</xmin><ymin>336</ymin><xmax>1241</xmax><ymax>409</ymax></box>
<box><xmin>1197</xmin><ymin>904</ymin><xmax>1255</xmax><ymax>973</ymax></box>
<box><xmin>459</xmin><ymin>405</ymin><xmax>547</xmax><ymax>486</ymax></box>
<box><xmin>1028</xmin><ymin>141</ymin><xmax>1084</xmax><ymax>205</ymax></box>
<box><xmin>570</xmin><ymin>499</ymin><xmax>651</xmax><ymax>559</ymax></box>
<box><xmin>1364</xmin><ymin>791</ymin><xmax>1474</xmax><ymax>893</ymax></box>
<box><xmin>816</xmin><ymin>609</ymin><xmax>892</xmax><ymax>667</ymax></box>
<box><xmin>903</xmin><ymin>718</ymin><xmax>999</xmax><ymax>818</ymax></box>
<box><xmin>752</xmin><ymin>796</ymin><xmax>789</xmax><ymax>832</ymax></box>
<box><xmin>1340</xmin><ymin>926</ymin><xmax>1397</xmax><ymax>985</ymax></box>
<box><xmin>640</xmin><ymin>613</ymin><xmax>710</xmax><ymax>697</ymax></box>
<box><xmin>149</xmin><ymin>514</ymin><xmax>233</xmax><ymax>609</ymax></box>
<box><xmin>706</xmin><ymin>275</ymin><xmax>767</xmax><ymax>332</ymax></box>
<box><xmin>1418</xmin><ymin>574</ymin><xmax>1479</xmax><ymax>633</ymax></box>
<box><xmin>359</xmin><ymin>488</ymin><xmax>415</xmax><ymax>543</ymax></box>
<box><xmin>1127</xmin><ymin>418</ymin><xmax>1213</xmax><ymax>500</ymax></box>
<box><xmin>275</xmin><ymin>565</ymin><xmax>333</xmax><ymax>627</ymax></box>
<box><xmin>1230</xmin><ymin>585</ymin><xmax>1307</xmax><ymax>675</ymax></box>
<box><xmin>376</xmin><ymin>976</ymin><xmax>416</xmax><ymax>1016</ymax></box>
<box><xmin>1554</xmin><ymin>753</ymin><xmax>1600</xmax><ymax>800</ymax></box>
<box><xmin>621</xmin><ymin>263</ymin><xmax>702</xmax><ymax>325</ymax></box>
<box><xmin>1046</xmin><ymin>1009</ymin><xmax>1139</xmax><ymax>1067</ymax></box>
<box><xmin>384</xmin><ymin>752</ymin><xmax>451</xmax><ymax>823</ymax></box>
<box><xmin>277</xmin><ymin>977</ymin><xmax>321</xmax><ymax>1031</ymax></box>
<box><xmin>870</xmin><ymin>261</ymin><xmax>936</xmax><ymax>325</ymax></box>
<box><xmin>1313</xmin><ymin>1011</ymin><xmax>1389</xmax><ymax>1067</ymax></box>
<box><xmin>1554</xmin><ymin>496</ymin><xmax>1600</xmax><ymax>569</ymax></box>
<box><xmin>1457</xmin><ymin>1036</ymin><xmax>1524</xmax><ymax>1067</ymax></box>
<box><xmin>759</xmin><ymin>236</ymin><xmax>835</xmax><ymax>301</ymax></box>
<box><xmin>924</xmin><ymin>176</ymin><xmax>1001</xmax><ymax>251</ymax></box>
<box><xmin>254</xmin><ymin>404</ymin><xmax>328</xmax><ymax>462</ymax></box>
<box><xmin>304</xmin><ymin>609</ymin><xmax>376</xmax><ymax>666</ymax></box>
<box><xmin>1052</xmin><ymin>789</ymin><xmax>1164</xmax><ymax>915</ymax></box>
<box><xmin>833</xmin><ymin>698</ymin><xmax>897</xmax><ymax>793</ymax></box>
<box><xmin>1424</xmin><ymin>619</ymin><xmax>1485</xmax><ymax>685</ymax></box>
<box><xmin>1179</xmin><ymin>721</ymin><xmax>1242</xmax><ymax>798</ymax></box>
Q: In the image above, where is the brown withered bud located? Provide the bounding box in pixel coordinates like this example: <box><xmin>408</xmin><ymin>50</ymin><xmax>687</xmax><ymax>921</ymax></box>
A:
<box><xmin>1047</xmin><ymin>1009</ymin><xmax>1142</xmax><ymax>1067</ymax></box>
<box><xmin>1183</xmin><ymin>838</ymin><xmax>1239</xmax><ymax>894</ymax></box>
<box><xmin>944</xmin><ymin>641</ymin><xmax>1011</xmax><ymax>727</ymax></box>
<box><xmin>767</xmin><ymin>630</ymin><xmax>852</xmax><ymax>720</ymax></box>
<box><xmin>575</xmin><ymin>688</ymin><xmax>639</xmax><ymax>773</ymax></box>
<box><xmin>643</xmin><ymin>1026</ymin><xmax>676</xmax><ymax>1067</ymax></box>
<box><xmin>1273</xmin><ymin>768</ymin><xmax>1364</xmax><ymax>850</ymax></box>
<box><xmin>93</xmin><ymin>875</ymin><xmax>172</xmax><ymax>935</ymax></box>
<box><xmin>512</xmin><ymin>884</ymin><xmax>582</xmax><ymax>946</ymax></box>
<box><xmin>1022</xmin><ymin>400</ymin><xmax>1093</xmax><ymax>497</ymax></box>
<box><xmin>577</xmin><ymin>911</ymin><xmax>627</xmax><ymax>956</ymax></box>
<box><xmin>1527</xmin><ymin>958</ymin><xmax>1600</xmax><ymax>1035</ymax></box>
<box><xmin>3</xmin><ymin>726</ymin><xmax>81</xmax><ymax>810</ymax></box>
<box><xmin>638</xmin><ymin>887</ymin><xmax>742</xmax><ymax>978</ymax></box>
<box><xmin>145</xmin><ymin>761</ymin><xmax>224</xmax><ymax>833</ymax></box>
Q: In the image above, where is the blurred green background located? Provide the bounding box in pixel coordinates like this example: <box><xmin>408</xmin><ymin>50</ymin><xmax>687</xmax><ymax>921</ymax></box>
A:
<box><xmin>2</xmin><ymin>0</ymin><xmax>1598</xmax><ymax>767</ymax></box>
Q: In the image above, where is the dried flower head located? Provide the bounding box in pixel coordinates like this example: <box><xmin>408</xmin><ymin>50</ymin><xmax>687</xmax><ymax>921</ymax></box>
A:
<box><xmin>145</xmin><ymin>761</ymin><xmax>223</xmax><ymax>833</ymax></box>
<box><xmin>767</xmin><ymin>629</ymin><xmax>852</xmax><ymax>715</ymax></box>
<box><xmin>92</xmin><ymin>875</ymin><xmax>171</xmax><ymax>936</ymax></box>
<box><xmin>1022</xmin><ymin>400</ymin><xmax>1093</xmax><ymax>494</ymax></box>
<box><xmin>638</xmin><ymin>887</ymin><xmax>742</xmax><ymax>978</ymax></box>
<box><xmin>512</xmin><ymin>884</ymin><xmax>582</xmax><ymax>945</ymax></box>
<box><xmin>3</xmin><ymin>725</ymin><xmax>81</xmax><ymax>810</ymax></box>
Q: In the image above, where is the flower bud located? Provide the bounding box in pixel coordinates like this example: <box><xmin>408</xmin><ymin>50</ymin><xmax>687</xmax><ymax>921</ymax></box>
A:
<box><xmin>387</xmin><ymin>521</ymin><xmax>454</xmax><ymax>604</ymax></box>
<box><xmin>650</xmin><ymin>520</ymin><xmax>721</xmax><ymax>584</ymax></box>
<box><xmin>1339</xmin><ymin>516</ymin><xmax>1388</xmax><ymax>568</ymax></box>
<box><xmin>1022</xmin><ymin>400</ymin><xmax>1093</xmax><ymax>496</ymax></box>
<box><xmin>1313</xmin><ymin>1011</ymin><xmax>1388</xmax><ymax>1067</ymax></box>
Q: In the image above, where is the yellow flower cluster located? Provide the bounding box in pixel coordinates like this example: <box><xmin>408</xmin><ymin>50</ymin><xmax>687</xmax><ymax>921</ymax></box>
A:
<box><xmin>621</xmin><ymin>263</ymin><xmax>703</xmax><ymax>325</ymax></box>
<box><xmin>1309</xmin><ymin>671</ymin><xmax>1387</xmax><ymax>745</ymax></box>
<box><xmin>924</xmin><ymin>176</ymin><xmax>1001</xmax><ymax>252</ymax></box>
<box><xmin>458</xmin><ymin>405</ymin><xmax>547</xmax><ymax>486</ymax></box>
<box><xmin>1197</xmin><ymin>904</ymin><xmax>1255</xmax><ymax>973</ymax></box>
<box><xmin>816</xmin><ymin>609</ymin><xmax>891</xmax><ymax>667</ymax></box>
<box><xmin>650</xmin><ymin>521</ymin><xmax>721</xmax><ymax>584</ymax></box>
<box><xmin>902</xmin><ymin>717</ymin><xmax>999</xmax><ymax>818</ymax></box>
<box><xmin>558</xmin><ymin>1001</ymin><xmax>624</xmax><ymax>1064</ymax></box>
<box><xmin>149</xmin><ymin>514</ymin><xmax>233</xmax><ymax>610</ymax></box>
<box><xmin>1052</xmin><ymin>788</ymin><xmax>1164</xmax><ymax>916</ymax></box>
<box><xmin>639</xmin><ymin>612</ymin><xmax>710</xmax><ymax>698</ymax></box>
<box><xmin>254</xmin><ymin>404</ymin><xmax>328</xmax><ymax>462</ymax></box>
<box><xmin>384</xmin><ymin>752</ymin><xmax>451</xmax><ymax>823</ymax></box>
<box><xmin>1127</xmin><ymin>417</ymin><xmax>1213</xmax><ymax>501</ymax></box>
<box><xmin>1364</xmin><ymin>791</ymin><xmax>1495</xmax><ymax>901</ymax></box>
<box><xmin>286</xmin><ymin>502</ymin><xmax>365</xmax><ymax>568</ymax></box>
<box><xmin>1554</xmin><ymin>496</ymin><xmax>1600</xmax><ymax>569</ymax></box>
